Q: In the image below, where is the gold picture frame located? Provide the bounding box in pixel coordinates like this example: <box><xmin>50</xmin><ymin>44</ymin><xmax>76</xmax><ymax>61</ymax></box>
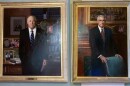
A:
<box><xmin>72</xmin><ymin>1</ymin><xmax>130</xmax><ymax>83</ymax></box>
<box><xmin>0</xmin><ymin>2</ymin><xmax>67</xmax><ymax>82</ymax></box>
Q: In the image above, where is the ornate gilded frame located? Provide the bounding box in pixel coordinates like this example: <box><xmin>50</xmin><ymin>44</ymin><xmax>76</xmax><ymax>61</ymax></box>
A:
<box><xmin>0</xmin><ymin>2</ymin><xmax>67</xmax><ymax>82</ymax></box>
<box><xmin>72</xmin><ymin>1</ymin><xmax>130</xmax><ymax>83</ymax></box>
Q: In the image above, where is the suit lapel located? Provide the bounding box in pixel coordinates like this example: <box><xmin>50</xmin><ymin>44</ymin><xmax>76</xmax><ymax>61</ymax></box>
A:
<box><xmin>34</xmin><ymin>28</ymin><xmax>42</xmax><ymax>46</ymax></box>
<box><xmin>97</xmin><ymin>27</ymin><xmax>102</xmax><ymax>39</ymax></box>
<box><xmin>97</xmin><ymin>27</ymin><xmax>105</xmax><ymax>43</ymax></box>
<box><xmin>26</xmin><ymin>28</ymin><xmax>31</xmax><ymax>45</ymax></box>
<box><xmin>104</xmin><ymin>28</ymin><xmax>107</xmax><ymax>43</ymax></box>
<box><xmin>97</xmin><ymin>27</ymin><xmax>101</xmax><ymax>35</ymax></box>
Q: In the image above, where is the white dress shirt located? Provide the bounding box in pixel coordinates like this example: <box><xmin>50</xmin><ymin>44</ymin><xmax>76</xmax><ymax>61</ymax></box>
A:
<box><xmin>98</xmin><ymin>25</ymin><xmax>104</xmax><ymax>33</ymax></box>
<box><xmin>28</xmin><ymin>27</ymin><xmax>36</xmax><ymax>40</ymax></box>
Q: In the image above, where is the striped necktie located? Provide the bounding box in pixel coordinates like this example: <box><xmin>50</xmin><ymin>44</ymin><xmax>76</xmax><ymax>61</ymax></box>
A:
<box><xmin>101</xmin><ymin>29</ymin><xmax>105</xmax><ymax>41</ymax></box>
<box><xmin>30</xmin><ymin>30</ymin><xmax>34</xmax><ymax>45</ymax></box>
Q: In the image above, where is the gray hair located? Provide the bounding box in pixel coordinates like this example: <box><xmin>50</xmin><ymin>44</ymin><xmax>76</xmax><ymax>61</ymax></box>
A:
<box><xmin>97</xmin><ymin>15</ymin><xmax>105</xmax><ymax>21</ymax></box>
<box><xmin>27</xmin><ymin>15</ymin><xmax>37</xmax><ymax>22</ymax></box>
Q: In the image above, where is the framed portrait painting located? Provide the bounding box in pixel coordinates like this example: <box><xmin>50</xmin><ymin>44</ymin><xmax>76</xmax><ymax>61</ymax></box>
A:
<box><xmin>10</xmin><ymin>17</ymin><xmax>25</xmax><ymax>35</ymax></box>
<box><xmin>72</xmin><ymin>1</ymin><xmax>130</xmax><ymax>83</ymax></box>
<box><xmin>87</xmin><ymin>7</ymin><xmax>127</xmax><ymax>24</ymax></box>
<box><xmin>0</xmin><ymin>2</ymin><xmax>67</xmax><ymax>82</ymax></box>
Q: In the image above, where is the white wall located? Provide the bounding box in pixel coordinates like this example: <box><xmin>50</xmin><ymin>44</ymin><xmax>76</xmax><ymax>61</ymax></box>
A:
<box><xmin>0</xmin><ymin>0</ymin><xmax>130</xmax><ymax>86</ymax></box>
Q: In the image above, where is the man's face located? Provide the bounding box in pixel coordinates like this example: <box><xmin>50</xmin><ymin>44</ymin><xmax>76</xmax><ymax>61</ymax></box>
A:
<box><xmin>27</xmin><ymin>16</ymin><xmax>36</xmax><ymax>29</ymax></box>
<box><xmin>97</xmin><ymin>17</ymin><xmax>105</xmax><ymax>28</ymax></box>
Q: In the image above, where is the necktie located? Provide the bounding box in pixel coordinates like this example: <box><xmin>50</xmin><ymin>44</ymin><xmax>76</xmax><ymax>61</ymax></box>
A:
<box><xmin>101</xmin><ymin>29</ymin><xmax>105</xmax><ymax>41</ymax></box>
<box><xmin>30</xmin><ymin>30</ymin><xmax>34</xmax><ymax>45</ymax></box>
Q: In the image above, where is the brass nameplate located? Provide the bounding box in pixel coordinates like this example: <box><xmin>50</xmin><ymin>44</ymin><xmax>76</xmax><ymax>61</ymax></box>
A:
<box><xmin>26</xmin><ymin>78</ymin><xmax>37</xmax><ymax>80</ymax></box>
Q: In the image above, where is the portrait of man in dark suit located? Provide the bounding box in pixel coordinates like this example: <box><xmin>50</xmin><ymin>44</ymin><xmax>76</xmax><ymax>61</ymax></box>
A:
<box><xmin>19</xmin><ymin>15</ymin><xmax>48</xmax><ymax>75</ymax></box>
<box><xmin>89</xmin><ymin>15</ymin><xmax>122</xmax><ymax>76</ymax></box>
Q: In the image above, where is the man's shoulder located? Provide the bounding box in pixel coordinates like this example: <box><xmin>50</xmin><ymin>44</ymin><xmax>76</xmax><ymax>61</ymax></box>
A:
<box><xmin>21</xmin><ymin>28</ymin><xmax>28</xmax><ymax>31</ymax></box>
<box><xmin>104</xmin><ymin>27</ymin><xmax>112</xmax><ymax>32</ymax></box>
<box><xmin>90</xmin><ymin>26</ymin><xmax>98</xmax><ymax>32</ymax></box>
<box><xmin>37</xmin><ymin>28</ymin><xmax>46</xmax><ymax>34</ymax></box>
<box><xmin>20</xmin><ymin>28</ymin><xmax>28</xmax><ymax>34</ymax></box>
<box><xmin>37</xmin><ymin>28</ymin><xmax>47</xmax><ymax>37</ymax></box>
<box><xmin>37</xmin><ymin>28</ymin><xmax>44</xmax><ymax>32</ymax></box>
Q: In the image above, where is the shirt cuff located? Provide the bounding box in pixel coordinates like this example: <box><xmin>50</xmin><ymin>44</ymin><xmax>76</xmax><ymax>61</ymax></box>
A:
<box><xmin>98</xmin><ymin>54</ymin><xmax>102</xmax><ymax>58</ymax></box>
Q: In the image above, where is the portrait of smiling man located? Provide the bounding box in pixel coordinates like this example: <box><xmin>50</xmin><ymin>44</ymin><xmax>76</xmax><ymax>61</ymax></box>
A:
<box><xmin>89</xmin><ymin>15</ymin><xmax>122</xmax><ymax>76</ymax></box>
<box><xmin>19</xmin><ymin>15</ymin><xmax>48</xmax><ymax>75</ymax></box>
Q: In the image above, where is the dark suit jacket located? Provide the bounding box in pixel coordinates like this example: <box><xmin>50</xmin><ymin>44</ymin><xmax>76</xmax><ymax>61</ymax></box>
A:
<box><xmin>89</xmin><ymin>26</ymin><xmax>117</xmax><ymax>74</ymax></box>
<box><xmin>19</xmin><ymin>28</ymin><xmax>48</xmax><ymax>75</ymax></box>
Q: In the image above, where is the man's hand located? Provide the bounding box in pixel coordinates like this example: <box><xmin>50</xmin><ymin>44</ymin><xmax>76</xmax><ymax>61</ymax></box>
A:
<box><xmin>40</xmin><ymin>59</ymin><xmax>47</xmax><ymax>72</ymax></box>
<box><xmin>115</xmin><ymin>54</ymin><xmax>122</xmax><ymax>59</ymax></box>
<box><xmin>99</xmin><ymin>55</ymin><xmax>107</xmax><ymax>63</ymax></box>
<box><xmin>43</xmin><ymin>59</ymin><xmax>47</xmax><ymax>66</ymax></box>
